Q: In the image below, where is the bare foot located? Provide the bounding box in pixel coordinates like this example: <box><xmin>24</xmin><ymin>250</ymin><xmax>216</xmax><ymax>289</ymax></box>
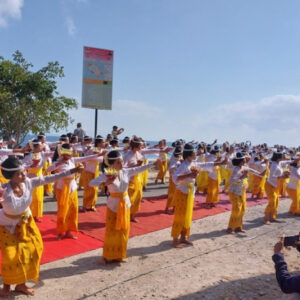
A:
<box><xmin>56</xmin><ymin>234</ymin><xmax>63</xmax><ymax>240</ymax></box>
<box><xmin>270</xmin><ymin>219</ymin><xmax>281</xmax><ymax>223</ymax></box>
<box><xmin>173</xmin><ymin>239</ymin><xmax>183</xmax><ymax>248</ymax></box>
<box><xmin>64</xmin><ymin>232</ymin><xmax>78</xmax><ymax>239</ymax></box>
<box><xmin>235</xmin><ymin>228</ymin><xmax>246</xmax><ymax>233</ymax></box>
<box><xmin>88</xmin><ymin>207</ymin><xmax>97</xmax><ymax>212</ymax></box>
<box><xmin>34</xmin><ymin>217</ymin><xmax>42</xmax><ymax>223</ymax></box>
<box><xmin>79</xmin><ymin>207</ymin><xmax>87</xmax><ymax>212</ymax></box>
<box><xmin>0</xmin><ymin>284</ymin><xmax>10</xmax><ymax>298</ymax></box>
<box><xmin>264</xmin><ymin>220</ymin><xmax>271</xmax><ymax>225</ymax></box>
<box><xmin>204</xmin><ymin>203</ymin><xmax>211</xmax><ymax>209</ymax></box>
<box><xmin>180</xmin><ymin>239</ymin><xmax>194</xmax><ymax>246</ymax></box>
<box><xmin>15</xmin><ymin>283</ymin><xmax>35</xmax><ymax>296</ymax></box>
<box><xmin>130</xmin><ymin>216</ymin><xmax>139</xmax><ymax>223</ymax></box>
<box><xmin>99</xmin><ymin>257</ymin><xmax>107</xmax><ymax>265</ymax></box>
<box><xmin>226</xmin><ymin>228</ymin><xmax>234</xmax><ymax>234</ymax></box>
<box><xmin>115</xmin><ymin>258</ymin><xmax>127</xmax><ymax>263</ymax></box>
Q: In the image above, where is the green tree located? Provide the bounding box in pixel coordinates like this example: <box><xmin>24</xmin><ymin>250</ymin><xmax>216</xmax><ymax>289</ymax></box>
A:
<box><xmin>0</xmin><ymin>51</ymin><xmax>78</xmax><ymax>146</ymax></box>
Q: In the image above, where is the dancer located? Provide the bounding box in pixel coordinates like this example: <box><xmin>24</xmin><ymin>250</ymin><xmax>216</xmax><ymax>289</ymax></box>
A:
<box><xmin>22</xmin><ymin>139</ymin><xmax>53</xmax><ymax>222</ymax></box>
<box><xmin>166</xmin><ymin>145</ymin><xmax>183</xmax><ymax>214</ymax></box>
<box><xmin>227</xmin><ymin>152</ymin><xmax>265</xmax><ymax>234</ymax></box>
<box><xmin>47</xmin><ymin>143</ymin><xmax>104</xmax><ymax>240</ymax></box>
<box><xmin>123</xmin><ymin>136</ymin><xmax>171</xmax><ymax>222</ymax></box>
<box><xmin>81</xmin><ymin>137</ymin><xmax>106</xmax><ymax>211</ymax></box>
<box><xmin>0</xmin><ymin>156</ymin><xmax>81</xmax><ymax>297</ymax></box>
<box><xmin>171</xmin><ymin>143</ymin><xmax>226</xmax><ymax>248</ymax></box>
<box><xmin>89</xmin><ymin>150</ymin><xmax>155</xmax><ymax>264</ymax></box>
<box><xmin>205</xmin><ymin>145</ymin><xmax>222</xmax><ymax>208</ymax></box>
<box><xmin>155</xmin><ymin>139</ymin><xmax>168</xmax><ymax>184</ymax></box>
<box><xmin>264</xmin><ymin>152</ymin><xmax>291</xmax><ymax>224</ymax></box>
<box><xmin>286</xmin><ymin>160</ymin><xmax>300</xmax><ymax>215</ymax></box>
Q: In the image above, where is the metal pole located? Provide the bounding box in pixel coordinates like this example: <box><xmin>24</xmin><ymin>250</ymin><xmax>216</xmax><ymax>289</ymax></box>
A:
<box><xmin>94</xmin><ymin>109</ymin><xmax>98</xmax><ymax>138</ymax></box>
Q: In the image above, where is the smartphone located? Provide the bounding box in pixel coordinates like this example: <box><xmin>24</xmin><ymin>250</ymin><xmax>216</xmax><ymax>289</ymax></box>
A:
<box><xmin>284</xmin><ymin>235</ymin><xmax>299</xmax><ymax>247</ymax></box>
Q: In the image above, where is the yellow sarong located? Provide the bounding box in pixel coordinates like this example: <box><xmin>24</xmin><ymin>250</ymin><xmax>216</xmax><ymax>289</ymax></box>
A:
<box><xmin>206</xmin><ymin>168</ymin><xmax>221</xmax><ymax>204</ymax></box>
<box><xmin>196</xmin><ymin>170</ymin><xmax>208</xmax><ymax>192</ymax></box>
<box><xmin>287</xmin><ymin>181</ymin><xmax>300</xmax><ymax>215</ymax></box>
<box><xmin>128</xmin><ymin>174</ymin><xmax>143</xmax><ymax>214</ymax></box>
<box><xmin>82</xmin><ymin>162</ymin><xmax>100</xmax><ymax>209</ymax></box>
<box><xmin>228</xmin><ymin>185</ymin><xmax>246</xmax><ymax>229</ymax></box>
<box><xmin>156</xmin><ymin>154</ymin><xmax>168</xmax><ymax>181</ymax></box>
<box><xmin>43</xmin><ymin>159</ymin><xmax>53</xmax><ymax>195</ymax></box>
<box><xmin>0</xmin><ymin>212</ymin><xmax>43</xmax><ymax>284</ymax></box>
<box><xmin>167</xmin><ymin>171</ymin><xmax>176</xmax><ymax>208</ymax></box>
<box><xmin>224</xmin><ymin>169</ymin><xmax>233</xmax><ymax>191</ymax></box>
<box><xmin>171</xmin><ymin>183</ymin><xmax>194</xmax><ymax>238</ymax></box>
<box><xmin>142</xmin><ymin>160</ymin><xmax>149</xmax><ymax>188</ymax></box>
<box><xmin>103</xmin><ymin>207</ymin><xmax>130</xmax><ymax>260</ymax></box>
<box><xmin>278</xmin><ymin>177</ymin><xmax>287</xmax><ymax>197</ymax></box>
<box><xmin>265</xmin><ymin>181</ymin><xmax>279</xmax><ymax>219</ymax></box>
<box><xmin>252</xmin><ymin>173</ymin><xmax>266</xmax><ymax>198</ymax></box>
<box><xmin>28</xmin><ymin>167</ymin><xmax>44</xmax><ymax>218</ymax></box>
<box><xmin>56</xmin><ymin>178</ymin><xmax>78</xmax><ymax>234</ymax></box>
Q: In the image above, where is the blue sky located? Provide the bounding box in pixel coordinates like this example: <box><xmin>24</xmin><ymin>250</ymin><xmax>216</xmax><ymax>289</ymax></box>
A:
<box><xmin>1</xmin><ymin>0</ymin><xmax>300</xmax><ymax>145</ymax></box>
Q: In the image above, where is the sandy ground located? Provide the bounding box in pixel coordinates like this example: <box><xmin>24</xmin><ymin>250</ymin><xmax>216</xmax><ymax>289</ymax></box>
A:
<box><xmin>2</xmin><ymin>171</ymin><xmax>300</xmax><ymax>300</ymax></box>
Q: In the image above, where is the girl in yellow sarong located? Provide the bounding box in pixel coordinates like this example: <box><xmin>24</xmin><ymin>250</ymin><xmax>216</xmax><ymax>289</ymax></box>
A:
<box><xmin>22</xmin><ymin>139</ymin><xmax>54</xmax><ymax>223</ymax></box>
<box><xmin>172</xmin><ymin>143</ymin><xmax>224</xmax><ymax>248</ymax></box>
<box><xmin>264</xmin><ymin>152</ymin><xmax>291</xmax><ymax>224</ymax></box>
<box><xmin>195</xmin><ymin>143</ymin><xmax>208</xmax><ymax>194</ymax></box>
<box><xmin>89</xmin><ymin>150</ymin><xmax>155</xmax><ymax>264</ymax></box>
<box><xmin>251</xmin><ymin>155</ymin><xmax>269</xmax><ymax>200</ymax></box>
<box><xmin>0</xmin><ymin>156</ymin><xmax>81</xmax><ymax>297</ymax></box>
<box><xmin>205</xmin><ymin>146</ymin><xmax>222</xmax><ymax>208</ymax></box>
<box><xmin>286</xmin><ymin>161</ymin><xmax>300</xmax><ymax>215</ymax></box>
<box><xmin>227</xmin><ymin>153</ymin><xmax>264</xmax><ymax>234</ymax></box>
<box><xmin>82</xmin><ymin>137</ymin><xmax>106</xmax><ymax>211</ymax></box>
<box><xmin>123</xmin><ymin>136</ymin><xmax>171</xmax><ymax>222</ymax></box>
<box><xmin>155</xmin><ymin>140</ymin><xmax>168</xmax><ymax>184</ymax></box>
<box><xmin>47</xmin><ymin>143</ymin><xmax>104</xmax><ymax>240</ymax></box>
<box><xmin>166</xmin><ymin>146</ymin><xmax>183</xmax><ymax>213</ymax></box>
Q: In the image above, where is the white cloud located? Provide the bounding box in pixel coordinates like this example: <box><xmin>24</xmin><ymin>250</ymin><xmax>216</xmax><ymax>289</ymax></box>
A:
<box><xmin>65</xmin><ymin>16</ymin><xmax>76</xmax><ymax>36</ymax></box>
<box><xmin>191</xmin><ymin>94</ymin><xmax>300</xmax><ymax>146</ymax></box>
<box><xmin>0</xmin><ymin>0</ymin><xmax>23</xmax><ymax>27</ymax></box>
<box><xmin>57</xmin><ymin>95</ymin><xmax>300</xmax><ymax>146</ymax></box>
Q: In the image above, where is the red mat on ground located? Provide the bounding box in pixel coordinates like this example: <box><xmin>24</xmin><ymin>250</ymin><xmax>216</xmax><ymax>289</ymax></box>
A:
<box><xmin>47</xmin><ymin>191</ymin><xmax>245</xmax><ymax>242</ymax></box>
<box><xmin>0</xmin><ymin>191</ymin><xmax>278</xmax><ymax>267</ymax></box>
<box><xmin>37</xmin><ymin>217</ymin><xmax>103</xmax><ymax>264</ymax></box>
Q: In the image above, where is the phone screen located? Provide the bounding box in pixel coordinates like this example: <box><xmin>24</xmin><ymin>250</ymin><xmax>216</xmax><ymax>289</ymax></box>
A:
<box><xmin>284</xmin><ymin>235</ymin><xmax>299</xmax><ymax>247</ymax></box>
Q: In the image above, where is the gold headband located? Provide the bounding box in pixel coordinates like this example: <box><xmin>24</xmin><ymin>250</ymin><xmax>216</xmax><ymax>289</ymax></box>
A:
<box><xmin>60</xmin><ymin>149</ymin><xmax>73</xmax><ymax>156</ymax></box>
<box><xmin>31</xmin><ymin>152</ymin><xmax>41</xmax><ymax>160</ymax></box>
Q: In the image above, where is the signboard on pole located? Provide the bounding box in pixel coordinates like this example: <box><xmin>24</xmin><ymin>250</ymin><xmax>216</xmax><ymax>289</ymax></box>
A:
<box><xmin>82</xmin><ymin>46</ymin><xmax>113</xmax><ymax>110</ymax></box>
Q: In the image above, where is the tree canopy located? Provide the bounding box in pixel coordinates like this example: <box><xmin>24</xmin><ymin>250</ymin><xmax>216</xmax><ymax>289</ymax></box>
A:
<box><xmin>0</xmin><ymin>51</ymin><xmax>78</xmax><ymax>146</ymax></box>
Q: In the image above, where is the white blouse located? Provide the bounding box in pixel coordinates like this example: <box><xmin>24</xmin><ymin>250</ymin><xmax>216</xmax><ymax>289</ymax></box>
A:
<box><xmin>47</xmin><ymin>155</ymin><xmax>99</xmax><ymax>193</ymax></box>
<box><xmin>287</xmin><ymin>166</ymin><xmax>300</xmax><ymax>190</ymax></box>
<box><xmin>123</xmin><ymin>148</ymin><xmax>161</xmax><ymax>168</ymax></box>
<box><xmin>267</xmin><ymin>161</ymin><xmax>290</xmax><ymax>188</ymax></box>
<box><xmin>173</xmin><ymin>160</ymin><xmax>214</xmax><ymax>194</ymax></box>
<box><xmin>89</xmin><ymin>163</ymin><xmax>154</xmax><ymax>212</ymax></box>
<box><xmin>84</xmin><ymin>149</ymin><xmax>104</xmax><ymax>174</ymax></box>
<box><xmin>0</xmin><ymin>170</ymin><xmax>71</xmax><ymax>233</ymax></box>
<box><xmin>229</xmin><ymin>166</ymin><xmax>262</xmax><ymax>196</ymax></box>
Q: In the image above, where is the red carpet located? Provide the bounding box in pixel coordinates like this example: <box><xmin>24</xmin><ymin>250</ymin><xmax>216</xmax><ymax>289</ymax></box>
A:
<box><xmin>47</xmin><ymin>194</ymin><xmax>228</xmax><ymax>242</ymax></box>
<box><xmin>0</xmin><ymin>190</ymin><xmax>280</xmax><ymax>267</ymax></box>
<box><xmin>37</xmin><ymin>217</ymin><xmax>103</xmax><ymax>264</ymax></box>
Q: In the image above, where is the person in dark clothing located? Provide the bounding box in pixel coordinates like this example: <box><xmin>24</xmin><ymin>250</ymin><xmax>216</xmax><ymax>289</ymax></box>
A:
<box><xmin>272</xmin><ymin>236</ymin><xmax>300</xmax><ymax>295</ymax></box>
